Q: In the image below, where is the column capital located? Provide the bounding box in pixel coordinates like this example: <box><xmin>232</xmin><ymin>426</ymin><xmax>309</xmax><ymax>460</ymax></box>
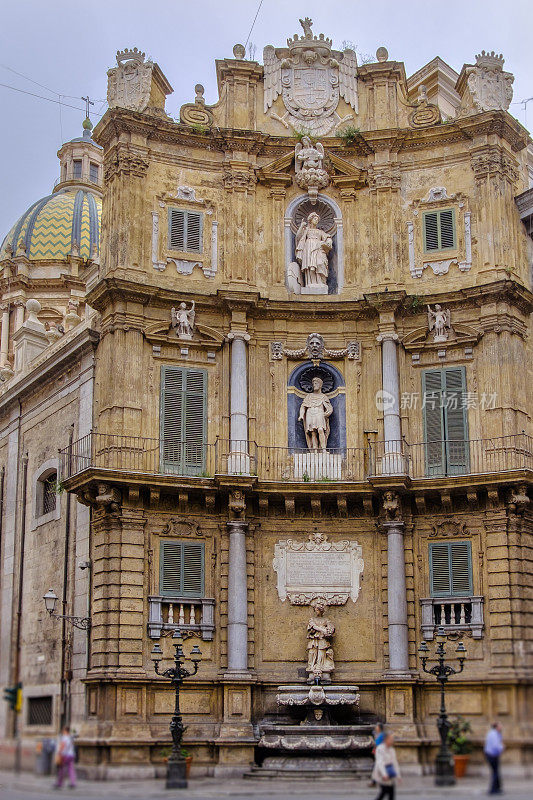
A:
<box><xmin>227</xmin><ymin>330</ymin><xmax>250</xmax><ymax>342</ymax></box>
<box><xmin>381</xmin><ymin>519</ymin><xmax>405</xmax><ymax>535</ymax></box>
<box><xmin>377</xmin><ymin>331</ymin><xmax>399</xmax><ymax>343</ymax></box>
<box><xmin>227</xmin><ymin>519</ymin><xmax>249</xmax><ymax>534</ymax></box>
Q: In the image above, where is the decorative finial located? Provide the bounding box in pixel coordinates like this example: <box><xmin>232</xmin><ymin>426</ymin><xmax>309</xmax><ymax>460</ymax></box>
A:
<box><xmin>233</xmin><ymin>43</ymin><xmax>246</xmax><ymax>60</ymax></box>
<box><xmin>194</xmin><ymin>84</ymin><xmax>205</xmax><ymax>105</ymax></box>
<box><xmin>475</xmin><ymin>50</ymin><xmax>505</xmax><ymax>71</ymax></box>
<box><xmin>376</xmin><ymin>46</ymin><xmax>388</xmax><ymax>62</ymax></box>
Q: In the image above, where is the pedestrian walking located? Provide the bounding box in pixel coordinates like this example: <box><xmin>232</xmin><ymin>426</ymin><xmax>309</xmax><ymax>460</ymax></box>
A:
<box><xmin>484</xmin><ymin>721</ymin><xmax>504</xmax><ymax>795</ymax></box>
<box><xmin>372</xmin><ymin>732</ymin><xmax>401</xmax><ymax>800</ymax></box>
<box><xmin>53</xmin><ymin>725</ymin><xmax>77</xmax><ymax>789</ymax></box>
<box><xmin>369</xmin><ymin>722</ymin><xmax>385</xmax><ymax>787</ymax></box>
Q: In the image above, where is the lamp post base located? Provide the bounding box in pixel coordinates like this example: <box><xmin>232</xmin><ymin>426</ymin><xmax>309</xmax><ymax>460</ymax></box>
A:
<box><xmin>166</xmin><ymin>759</ymin><xmax>187</xmax><ymax>789</ymax></box>
<box><xmin>435</xmin><ymin>753</ymin><xmax>456</xmax><ymax>786</ymax></box>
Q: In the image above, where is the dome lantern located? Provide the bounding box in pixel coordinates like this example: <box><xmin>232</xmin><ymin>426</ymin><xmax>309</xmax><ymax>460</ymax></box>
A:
<box><xmin>55</xmin><ymin>118</ymin><xmax>103</xmax><ymax>196</ymax></box>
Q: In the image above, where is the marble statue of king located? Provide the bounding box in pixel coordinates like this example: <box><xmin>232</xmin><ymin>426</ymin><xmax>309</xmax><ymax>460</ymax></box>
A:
<box><xmin>298</xmin><ymin>376</ymin><xmax>333</xmax><ymax>451</ymax></box>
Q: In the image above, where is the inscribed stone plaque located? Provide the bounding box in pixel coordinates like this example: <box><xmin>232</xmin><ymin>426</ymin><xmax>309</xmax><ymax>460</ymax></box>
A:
<box><xmin>273</xmin><ymin>531</ymin><xmax>364</xmax><ymax>605</ymax></box>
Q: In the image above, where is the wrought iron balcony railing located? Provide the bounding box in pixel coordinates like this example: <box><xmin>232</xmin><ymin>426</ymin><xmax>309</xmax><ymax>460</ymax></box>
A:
<box><xmin>60</xmin><ymin>432</ymin><xmax>533</xmax><ymax>484</ymax></box>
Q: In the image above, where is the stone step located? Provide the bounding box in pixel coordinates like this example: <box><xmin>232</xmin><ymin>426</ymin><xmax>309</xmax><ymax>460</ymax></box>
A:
<box><xmin>245</xmin><ymin>755</ymin><xmax>374</xmax><ymax>780</ymax></box>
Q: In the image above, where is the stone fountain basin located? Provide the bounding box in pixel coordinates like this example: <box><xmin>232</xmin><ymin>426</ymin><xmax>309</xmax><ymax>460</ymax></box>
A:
<box><xmin>276</xmin><ymin>684</ymin><xmax>360</xmax><ymax>708</ymax></box>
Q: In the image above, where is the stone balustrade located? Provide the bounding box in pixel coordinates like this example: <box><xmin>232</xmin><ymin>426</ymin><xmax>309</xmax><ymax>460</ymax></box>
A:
<box><xmin>147</xmin><ymin>596</ymin><xmax>215</xmax><ymax>640</ymax></box>
<box><xmin>420</xmin><ymin>595</ymin><xmax>484</xmax><ymax>640</ymax></box>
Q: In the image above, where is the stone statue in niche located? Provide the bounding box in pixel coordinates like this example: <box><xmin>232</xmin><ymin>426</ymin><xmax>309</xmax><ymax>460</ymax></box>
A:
<box><xmin>427</xmin><ymin>304</ymin><xmax>451</xmax><ymax>343</ymax></box>
<box><xmin>306</xmin><ymin>597</ymin><xmax>335</xmax><ymax>683</ymax></box>
<box><xmin>298</xmin><ymin>376</ymin><xmax>333</xmax><ymax>451</ymax></box>
<box><xmin>295</xmin><ymin>212</ymin><xmax>332</xmax><ymax>294</ymax></box>
<box><xmin>295</xmin><ymin>137</ymin><xmax>330</xmax><ymax>203</ymax></box>
<box><xmin>171</xmin><ymin>301</ymin><xmax>195</xmax><ymax>339</ymax></box>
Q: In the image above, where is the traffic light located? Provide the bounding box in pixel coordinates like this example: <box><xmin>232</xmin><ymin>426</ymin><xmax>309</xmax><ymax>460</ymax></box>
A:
<box><xmin>3</xmin><ymin>683</ymin><xmax>22</xmax><ymax>712</ymax></box>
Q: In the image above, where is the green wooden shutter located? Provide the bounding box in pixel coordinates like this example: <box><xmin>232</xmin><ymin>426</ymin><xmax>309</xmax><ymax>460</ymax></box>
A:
<box><xmin>430</xmin><ymin>541</ymin><xmax>472</xmax><ymax>597</ymax></box>
<box><xmin>169</xmin><ymin>209</ymin><xmax>186</xmax><ymax>250</ymax></box>
<box><xmin>185</xmin><ymin>211</ymin><xmax>203</xmax><ymax>253</ymax></box>
<box><xmin>423</xmin><ymin>370</ymin><xmax>445</xmax><ymax>476</ymax></box>
<box><xmin>160</xmin><ymin>366</ymin><xmax>207</xmax><ymax>475</ymax></box>
<box><xmin>159</xmin><ymin>540</ymin><xmax>205</xmax><ymax>598</ymax></box>
<box><xmin>423</xmin><ymin>209</ymin><xmax>456</xmax><ymax>252</ymax></box>
<box><xmin>443</xmin><ymin>368</ymin><xmax>469</xmax><ymax>475</ymax></box>
<box><xmin>429</xmin><ymin>542</ymin><xmax>451</xmax><ymax>596</ymax></box>
<box><xmin>423</xmin><ymin>367</ymin><xmax>468</xmax><ymax>476</ymax></box>
<box><xmin>183</xmin><ymin>369</ymin><xmax>207</xmax><ymax>473</ymax></box>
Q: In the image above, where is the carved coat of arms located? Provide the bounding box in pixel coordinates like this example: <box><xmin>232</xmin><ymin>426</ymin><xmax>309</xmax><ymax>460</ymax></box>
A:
<box><xmin>107</xmin><ymin>47</ymin><xmax>153</xmax><ymax>112</ymax></box>
<box><xmin>263</xmin><ymin>18</ymin><xmax>358</xmax><ymax>136</ymax></box>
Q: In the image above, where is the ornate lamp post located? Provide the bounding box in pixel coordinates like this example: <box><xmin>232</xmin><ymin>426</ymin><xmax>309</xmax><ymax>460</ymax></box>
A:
<box><xmin>43</xmin><ymin>588</ymin><xmax>91</xmax><ymax>630</ymax></box>
<box><xmin>151</xmin><ymin>630</ymin><xmax>202</xmax><ymax>789</ymax></box>
<box><xmin>419</xmin><ymin>626</ymin><xmax>467</xmax><ymax>786</ymax></box>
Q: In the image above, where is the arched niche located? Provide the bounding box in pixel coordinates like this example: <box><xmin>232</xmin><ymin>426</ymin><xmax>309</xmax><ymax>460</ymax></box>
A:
<box><xmin>284</xmin><ymin>194</ymin><xmax>344</xmax><ymax>296</ymax></box>
<box><xmin>287</xmin><ymin>361</ymin><xmax>346</xmax><ymax>451</ymax></box>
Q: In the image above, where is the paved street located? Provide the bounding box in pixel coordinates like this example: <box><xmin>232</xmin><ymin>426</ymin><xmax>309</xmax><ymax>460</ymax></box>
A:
<box><xmin>0</xmin><ymin>770</ymin><xmax>532</xmax><ymax>800</ymax></box>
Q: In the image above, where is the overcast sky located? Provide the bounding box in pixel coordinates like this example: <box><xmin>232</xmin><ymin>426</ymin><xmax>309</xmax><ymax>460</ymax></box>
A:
<box><xmin>0</xmin><ymin>0</ymin><xmax>531</xmax><ymax>237</ymax></box>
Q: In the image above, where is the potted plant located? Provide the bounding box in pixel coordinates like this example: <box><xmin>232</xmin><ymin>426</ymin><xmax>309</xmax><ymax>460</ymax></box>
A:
<box><xmin>159</xmin><ymin>746</ymin><xmax>193</xmax><ymax>778</ymax></box>
<box><xmin>447</xmin><ymin>716</ymin><xmax>473</xmax><ymax>778</ymax></box>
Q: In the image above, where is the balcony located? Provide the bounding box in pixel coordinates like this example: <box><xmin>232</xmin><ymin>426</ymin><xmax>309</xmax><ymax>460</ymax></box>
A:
<box><xmin>420</xmin><ymin>596</ymin><xmax>484</xmax><ymax>640</ymax></box>
<box><xmin>148</xmin><ymin>596</ymin><xmax>215</xmax><ymax>640</ymax></box>
<box><xmin>60</xmin><ymin>432</ymin><xmax>533</xmax><ymax>485</ymax></box>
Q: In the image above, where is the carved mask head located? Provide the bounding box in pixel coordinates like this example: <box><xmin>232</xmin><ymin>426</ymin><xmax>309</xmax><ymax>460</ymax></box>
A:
<box><xmin>306</xmin><ymin>332</ymin><xmax>324</xmax><ymax>358</ymax></box>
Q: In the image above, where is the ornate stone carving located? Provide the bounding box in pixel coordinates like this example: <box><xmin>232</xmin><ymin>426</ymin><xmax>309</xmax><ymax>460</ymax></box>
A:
<box><xmin>295</xmin><ymin>211</ymin><xmax>331</xmax><ymax>293</ymax></box>
<box><xmin>263</xmin><ymin>18</ymin><xmax>358</xmax><ymax>136</ymax></box>
<box><xmin>223</xmin><ymin>170</ymin><xmax>257</xmax><ymax>192</ymax></box>
<box><xmin>294</xmin><ymin>138</ymin><xmax>329</xmax><ymax>203</ymax></box>
<box><xmin>471</xmin><ymin>147</ymin><xmax>518</xmax><ymax>185</ymax></box>
<box><xmin>83</xmin><ymin>483</ymin><xmax>121</xmax><ymax>513</ymax></box>
<box><xmin>427</xmin><ymin>304</ymin><xmax>451</xmax><ymax>343</ymax></box>
<box><xmin>229</xmin><ymin>490</ymin><xmax>246</xmax><ymax>518</ymax></box>
<box><xmin>271</xmin><ymin>333</ymin><xmax>359</xmax><ymax>361</ymax></box>
<box><xmin>368</xmin><ymin>169</ymin><xmax>401</xmax><ymax>190</ymax></box>
<box><xmin>407</xmin><ymin>84</ymin><xmax>442</xmax><ymax>128</ymax></box>
<box><xmin>382</xmin><ymin>491</ymin><xmax>401</xmax><ymax>521</ymax></box>
<box><xmin>461</xmin><ymin>51</ymin><xmax>514</xmax><ymax>114</ymax></box>
<box><xmin>306</xmin><ymin>597</ymin><xmax>335</xmax><ymax>682</ymax></box>
<box><xmin>161</xmin><ymin>518</ymin><xmax>202</xmax><ymax>537</ymax></box>
<box><xmin>107</xmin><ymin>48</ymin><xmax>153</xmax><ymax>112</ymax></box>
<box><xmin>180</xmin><ymin>83</ymin><xmax>214</xmax><ymax>127</ymax></box>
<box><xmin>273</xmin><ymin>530</ymin><xmax>364</xmax><ymax>606</ymax></box>
<box><xmin>507</xmin><ymin>484</ymin><xmax>530</xmax><ymax>516</ymax></box>
<box><xmin>104</xmin><ymin>151</ymin><xmax>149</xmax><ymax>182</ymax></box>
<box><xmin>171</xmin><ymin>301</ymin><xmax>195</xmax><ymax>339</ymax></box>
<box><xmin>429</xmin><ymin>519</ymin><xmax>470</xmax><ymax>538</ymax></box>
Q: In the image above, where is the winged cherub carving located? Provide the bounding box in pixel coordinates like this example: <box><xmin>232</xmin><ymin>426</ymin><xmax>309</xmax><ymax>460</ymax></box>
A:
<box><xmin>427</xmin><ymin>304</ymin><xmax>451</xmax><ymax>343</ymax></box>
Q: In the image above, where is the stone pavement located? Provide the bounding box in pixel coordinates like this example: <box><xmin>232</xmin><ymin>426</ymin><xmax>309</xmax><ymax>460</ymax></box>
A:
<box><xmin>0</xmin><ymin>770</ymin><xmax>532</xmax><ymax>800</ymax></box>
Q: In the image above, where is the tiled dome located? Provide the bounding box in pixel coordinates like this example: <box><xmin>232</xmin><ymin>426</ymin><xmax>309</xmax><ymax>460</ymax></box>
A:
<box><xmin>0</xmin><ymin>188</ymin><xmax>101</xmax><ymax>262</ymax></box>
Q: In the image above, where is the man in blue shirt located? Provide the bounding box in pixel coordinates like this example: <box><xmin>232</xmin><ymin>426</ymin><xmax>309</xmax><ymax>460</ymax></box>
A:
<box><xmin>484</xmin><ymin>722</ymin><xmax>504</xmax><ymax>795</ymax></box>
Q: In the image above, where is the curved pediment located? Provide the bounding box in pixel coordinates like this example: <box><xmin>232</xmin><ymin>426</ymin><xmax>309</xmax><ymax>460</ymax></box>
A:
<box><xmin>402</xmin><ymin>322</ymin><xmax>482</xmax><ymax>349</ymax></box>
<box><xmin>143</xmin><ymin>320</ymin><xmax>224</xmax><ymax>348</ymax></box>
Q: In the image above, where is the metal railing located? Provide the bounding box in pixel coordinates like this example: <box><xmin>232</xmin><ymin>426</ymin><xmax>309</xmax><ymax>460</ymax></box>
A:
<box><xmin>60</xmin><ymin>432</ymin><xmax>533</xmax><ymax>484</ymax></box>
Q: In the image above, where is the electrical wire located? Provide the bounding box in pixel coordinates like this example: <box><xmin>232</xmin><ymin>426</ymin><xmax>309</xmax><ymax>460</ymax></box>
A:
<box><xmin>244</xmin><ymin>0</ymin><xmax>264</xmax><ymax>50</ymax></box>
<box><xmin>0</xmin><ymin>82</ymin><xmax>87</xmax><ymax>112</ymax></box>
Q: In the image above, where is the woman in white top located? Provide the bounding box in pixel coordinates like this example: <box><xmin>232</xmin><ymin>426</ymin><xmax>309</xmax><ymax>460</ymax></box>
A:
<box><xmin>371</xmin><ymin>732</ymin><xmax>401</xmax><ymax>800</ymax></box>
<box><xmin>53</xmin><ymin>725</ymin><xmax>76</xmax><ymax>789</ymax></box>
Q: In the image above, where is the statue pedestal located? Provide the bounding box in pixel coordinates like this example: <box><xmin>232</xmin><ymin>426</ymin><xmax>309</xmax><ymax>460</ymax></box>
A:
<box><xmin>301</xmin><ymin>285</ymin><xmax>328</xmax><ymax>295</ymax></box>
<box><xmin>293</xmin><ymin>451</ymin><xmax>342</xmax><ymax>480</ymax></box>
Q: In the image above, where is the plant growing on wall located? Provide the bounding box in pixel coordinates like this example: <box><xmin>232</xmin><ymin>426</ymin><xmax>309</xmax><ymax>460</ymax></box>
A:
<box><xmin>337</xmin><ymin>125</ymin><xmax>360</xmax><ymax>146</ymax></box>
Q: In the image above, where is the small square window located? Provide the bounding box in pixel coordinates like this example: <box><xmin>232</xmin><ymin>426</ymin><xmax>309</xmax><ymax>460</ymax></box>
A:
<box><xmin>168</xmin><ymin>209</ymin><xmax>203</xmax><ymax>253</ymax></box>
<box><xmin>28</xmin><ymin>696</ymin><xmax>53</xmax><ymax>726</ymax></box>
<box><xmin>423</xmin><ymin>209</ymin><xmax>456</xmax><ymax>253</ymax></box>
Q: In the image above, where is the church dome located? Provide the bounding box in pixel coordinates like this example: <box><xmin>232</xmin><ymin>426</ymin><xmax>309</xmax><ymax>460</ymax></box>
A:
<box><xmin>0</xmin><ymin>188</ymin><xmax>101</xmax><ymax>262</ymax></box>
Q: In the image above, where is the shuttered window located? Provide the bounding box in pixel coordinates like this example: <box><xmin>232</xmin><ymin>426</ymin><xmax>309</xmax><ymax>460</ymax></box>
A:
<box><xmin>430</xmin><ymin>541</ymin><xmax>473</xmax><ymax>597</ymax></box>
<box><xmin>423</xmin><ymin>209</ymin><xmax>456</xmax><ymax>252</ymax></box>
<box><xmin>159</xmin><ymin>540</ymin><xmax>204</xmax><ymax>598</ymax></box>
<box><xmin>160</xmin><ymin>366</ymin><xmax>207</xmax><ymax>475</ymax></box>
<box><xmin>422</xmin><ymin>367</ymin><xmax>469</xmax><ymax>477</ymax></box>
<box><xmin>168</xmin><ymin>209</ymin><xmax>203</xmax><ymax>253</ymax></box>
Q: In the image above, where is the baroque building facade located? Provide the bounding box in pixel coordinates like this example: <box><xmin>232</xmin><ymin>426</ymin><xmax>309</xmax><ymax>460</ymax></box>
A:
<box><xmin>0</xmin><ymin>21</ymin><xmax>532</xmax><ymax>777</ymax></box>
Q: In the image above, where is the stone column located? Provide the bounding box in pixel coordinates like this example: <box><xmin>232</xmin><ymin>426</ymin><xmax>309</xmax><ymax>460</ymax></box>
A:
<box><xmin>227</xmin><ymin>330</ymin><xmax>250</xmax><ymax>473</ymax></box>
<box><xmin>377</xmin><ymin>331</ymin><xmax>404</xmax><ymax>474</ymax></box>
<box><xmin>226</xmin><ymin>521</ymin><xmax>249</xmax><ymax>674</ymax></box>
<box><xmin>383</xmin><ymin>519</ymin><xmax>409</xmax><ymax>675</ymax></box>
<box><xmin>0</xmin><ymin>305</ymin><xmax>9</xmax><ymax>366</ymax></box>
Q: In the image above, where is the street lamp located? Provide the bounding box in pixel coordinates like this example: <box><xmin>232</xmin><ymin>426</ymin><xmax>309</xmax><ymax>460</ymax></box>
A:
<box><xmin>151</xmin><ymin>630</ymin><xmax>202</xmax><ymax>789</ymax></box>
<box><xmin>43</xmin><ymin>588</ymin><xmax>91</xmax><ymax>630</ymax></box>
<box><xmin>419</xmin><ymin>626</ymin><xmax>467</xmax><ymax>786</ymax></box>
